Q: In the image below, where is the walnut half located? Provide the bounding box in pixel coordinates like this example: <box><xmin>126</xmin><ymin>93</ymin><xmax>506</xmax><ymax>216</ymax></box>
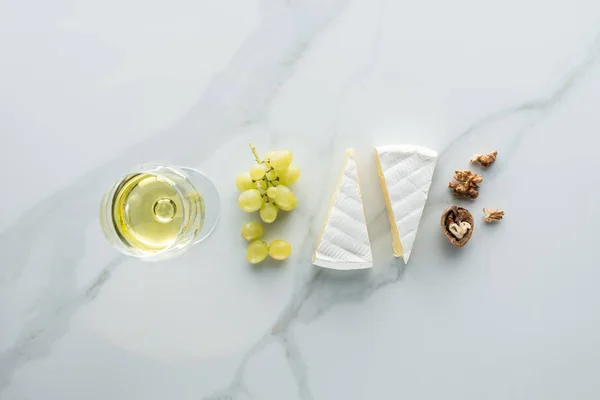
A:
<box><xmin>441</xmin><ymin>206</ymin><xmax>474</xmax><ymax>247</ymax></box>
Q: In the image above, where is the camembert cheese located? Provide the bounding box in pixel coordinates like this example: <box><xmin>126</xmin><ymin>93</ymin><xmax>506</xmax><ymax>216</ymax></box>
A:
<box><xmin>313</xmin><ymin>149</ymin><xmax>373</xmax><ymax>270</ymax></box>
<box><xmin>374</xmin><ymin>145</ymin><xmax>438</xmax><ymax>263</ymax></box>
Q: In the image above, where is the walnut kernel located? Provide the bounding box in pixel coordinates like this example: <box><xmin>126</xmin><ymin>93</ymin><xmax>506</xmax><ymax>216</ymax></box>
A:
<box><xmin>483</xmin><ymin>208</ymin><xmax>504</xmax><ymax>222</ymax></box>
<box><xmin>449</xmin><ymin>222</ymin><xmax>472</xmax><ymax>239</ymax></box>
<box><xmin>449</xmin><ymin>170</ymin><xmax>482</xmax><ymax>200</ymax></box>
<box><xmin>470</xmin><ymin>151</ymin><xmax>498</xmax><ymax>169</ymax></box>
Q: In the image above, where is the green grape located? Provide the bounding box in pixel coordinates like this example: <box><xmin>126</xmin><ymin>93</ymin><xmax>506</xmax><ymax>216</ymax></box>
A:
<box><xmin>276</xmin><ymin>186</ymin><xmax>297</xmax><ymax>211</ymax></box>
<box><xmin>246</xmin><ymin>240</ymin><xmax>269</xmax><ymax>264</ymax></box>
<box><xmin>269</xmin><ymin>240</ymin><xmax>291</xmax><ymax>260</ymax></box>
<box><xmin>260</xmin><ymin>202</ymin><xmax>278</xmax><ymax>223</ymax></box>
<box><xmin>238</xmin><ymin>189</ymin><xmax>263</xmax><ymax>212</ymax></box>
<box><xmin>266</xmin><ymin>186</ymin><xmax>279</xmax><ymax>199</ymax></box>
<box><xmin>270</xmin><ymin>150</ymin><xmax>293</xmax><ymax>171</ymax></box>
<box><xmin>280</xmin><ymin>164</ymin><xmax>300</xmax><ymax>186</ymax></box>
<box><xmin>236</xmin><ymin>172</ymin><xmax>254</xmax><ymax>192</ymax></box>
<box><xmin>250</xmin><ymin>164</ymin><xmax>267</xmax><ymax>180</ymax></box>
<box><xmin>241</xmin><ymin>222</ymin><xmax>263</xmax><ymax>241</ymax></box>
<box><xmin>280</xmin><ymin>150</ymin><xmax>293</xmax><ymax>166</ymax></box>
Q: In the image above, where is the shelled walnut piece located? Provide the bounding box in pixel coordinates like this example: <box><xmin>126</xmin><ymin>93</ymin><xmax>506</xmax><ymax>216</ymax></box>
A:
<box><xmin>483</xmin><ymin>208</ymin><xmax>504</xmax><ymax>222</ymax></box>
<box><xmin>470</xmin><ymin>151</ymin><xmax>498</xmax><ymax>169</ymax></box>
<box><xmin>441</xmin><ymin>206</ymin><xmax>474</xmax><ymax>247</ymax></box>
<box><xmin>448</xmin><ymin>170</ymin><xmax>482</xmax><ymax>199</ymax></box>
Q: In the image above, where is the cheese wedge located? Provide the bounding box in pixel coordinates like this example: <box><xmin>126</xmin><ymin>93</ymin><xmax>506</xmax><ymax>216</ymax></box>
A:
<box><xmin>313</xmin><ymin>149</ymin><xmax>373</xmax><ymax>270</ymax></box>
<box><xmin>374</xmin><ymin>145</ymin><xmax>438</xmax><ymax>264</ymax></box>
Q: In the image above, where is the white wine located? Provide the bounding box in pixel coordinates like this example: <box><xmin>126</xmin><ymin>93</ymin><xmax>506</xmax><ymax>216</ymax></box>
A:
<box><xmin>112</xmin><ymin>173</ymin><xmax>186</xmax><ymax>253</ymax></box>
<box><xmin>100</xmin><ymin>165</ymin><xmax>218</xmax><ymax>259</ymax></box>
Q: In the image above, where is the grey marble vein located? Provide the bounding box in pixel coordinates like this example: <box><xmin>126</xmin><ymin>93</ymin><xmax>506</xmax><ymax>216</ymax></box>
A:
<box><xmin>277</xmin><ymin>332</ymin><xmax>313</xmax><ymax>400</ymax></box>
<box><xmin>440</xmin><ymin>29</ymin><xmax>600</xmax><ymax>162</ymax></box>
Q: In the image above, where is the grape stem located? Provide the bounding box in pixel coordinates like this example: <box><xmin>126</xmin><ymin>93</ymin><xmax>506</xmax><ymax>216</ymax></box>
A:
<box><xmin>249</xmin><ymin>143</ymin><xmax>261</xmax><ymax>164</ymax></box>
<box><xmin>249</xmin><ymin>143</ymin><xmax>279</xmax><ymax>188</ymax></box>
<box><xmin>249</xmin><ymin>143</ymin><xmax>279</xmax><ymax>207</ymax></box>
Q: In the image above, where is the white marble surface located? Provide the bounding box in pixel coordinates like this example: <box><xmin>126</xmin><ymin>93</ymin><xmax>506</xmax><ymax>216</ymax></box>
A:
<box><xmin>2</xmin><ymin>0</ymin><xmax>600</xmax><ymax>398</ymax></box>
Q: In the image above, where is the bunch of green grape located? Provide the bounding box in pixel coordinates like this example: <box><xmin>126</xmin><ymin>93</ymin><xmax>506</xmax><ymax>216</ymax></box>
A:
<box><xmin>236</xmin><ymin>145</ymin><xmax>300</xmax><ymax>222</ymax></box>
<box><xmin>237</xmin><ymin>144</ymin><xmax>299</xmax><ymax>264</ymax></box>
<box><xmin>241</xmin><ymin>222</ymin><xmax>292</xmax><ymax>264</ymax></box>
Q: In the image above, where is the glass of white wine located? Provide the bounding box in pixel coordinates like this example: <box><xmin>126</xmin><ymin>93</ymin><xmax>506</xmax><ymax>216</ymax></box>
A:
<box><xmin>100</xmin><ymin>164</ymin><xmax>220</xmax><ymax>260</ymax></box>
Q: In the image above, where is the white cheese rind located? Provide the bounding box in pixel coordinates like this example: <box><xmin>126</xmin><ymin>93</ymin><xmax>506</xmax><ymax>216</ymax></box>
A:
<box><xmin>375</xmin><ymin>144</ymin><xmax>438</xmax><ymax>264</ymax></box>
<box><xmin>313</xmin><ymin>149</ymin><xmax>373</xmax><ymax>270</ymax></box>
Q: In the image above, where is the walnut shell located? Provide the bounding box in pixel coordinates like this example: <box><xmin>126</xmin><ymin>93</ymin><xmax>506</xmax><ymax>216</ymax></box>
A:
<box><xmin>441</xmin><ymin>206</ymin><xmax>474</xmax><ymax>248</ymax></box>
